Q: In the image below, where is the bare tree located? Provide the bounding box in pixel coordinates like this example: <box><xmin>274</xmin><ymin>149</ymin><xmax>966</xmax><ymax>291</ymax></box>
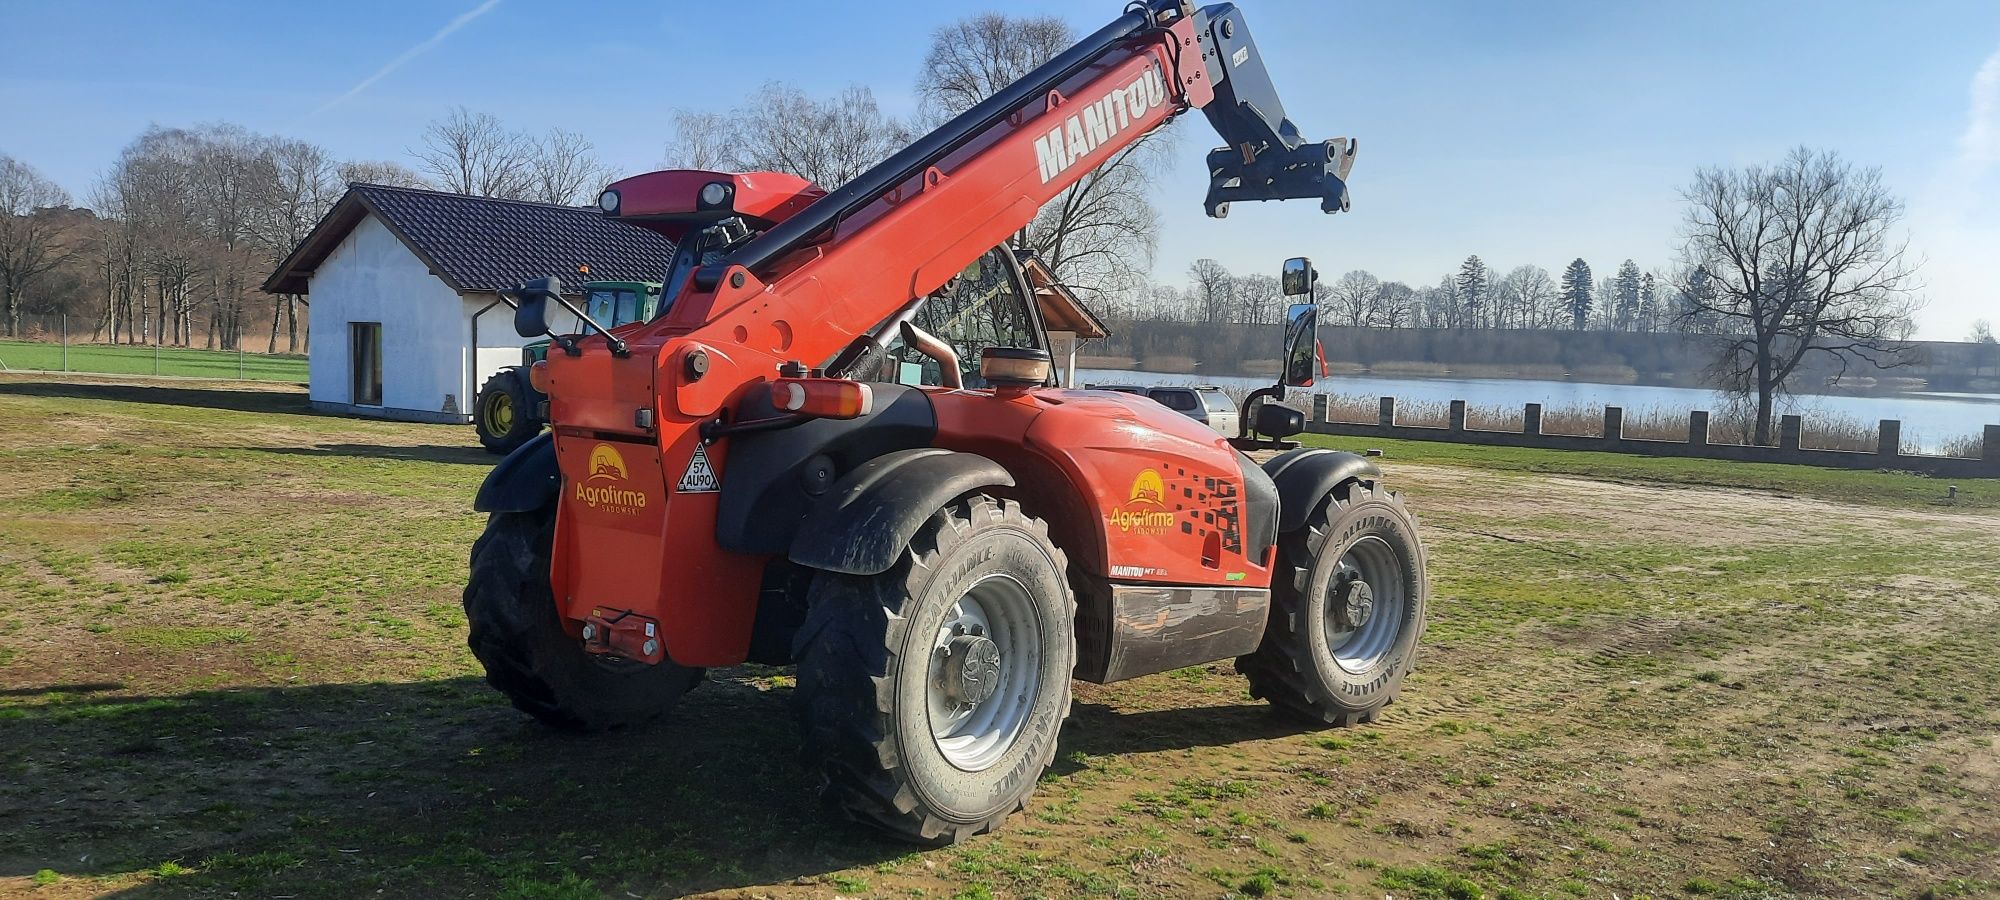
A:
<box><xmin>415</xmin><ymin>107</ymin><xmax>532</xmax><ymax>198</ymax></box>
<box><xmin>1327</xmin><ymin>269</ymin><xmax>1380</xmax><ymax>328</ymax></box>
<box><xmin>1186</xmin><ymin>258</ymin><xmax>1233</xmax><ymax>326</ymax></box>
<box><xmin>1375</xmin><ymin>281</ymin><xmax>1417</xmax><ymax>328</ymax></box>
<box><xmin>257</xmin><ymin>138</ymin><xmax>341</xmax><ymax>350</ymax></box>
<box><xmin>526</xmin><ymin>128</ymin><xmax>617</xmax><ymax>206</ymax></box>
<box><xmin>917</xmin><ymin>12</ymin><xmax>1167</xmax><ymax>304</ymax></box>
<box><xmin>661</xmin><ymin>111</ymin><xmax>735</xmax><ymax>171</ymax></box>
<box><xmin>1494</xmin><ymin>264</ymin><xmax>1557</xmax><ymax>329</ymax></box>
<box><xmin>1970</xmin><ymin>319</ymin><xmax>1995</xmax><ymax>344</ymax></box>
<box><xmin>662</xmin><ymin>84</ymin><xmax>910</xmax><ymax>191</ymax></box>
<box><xmin>338</xmin><ymin>159</ymin><xmax>432</xmax><ymax>189</ymax></box>
<box><xmin>917</xmin><ymin>13</ymin><xmax>1073</xmax><ymax>125</ymax></box>
<box><xmin>0</xmin><ymin>155</ymin><xmax>80</xmax><ymax>336</ymax></box>
<box><xmin>1675</xmin><ymin>147</ymin><xmax>1920</xmax><ymax>444</ymax></box>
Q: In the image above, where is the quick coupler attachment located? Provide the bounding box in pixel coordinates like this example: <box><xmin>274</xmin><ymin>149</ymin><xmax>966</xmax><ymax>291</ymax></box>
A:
<box><xmin>1203</xmin><ymin>137</ymin><xmax>1356</xmax><ymax>218</ymax></box>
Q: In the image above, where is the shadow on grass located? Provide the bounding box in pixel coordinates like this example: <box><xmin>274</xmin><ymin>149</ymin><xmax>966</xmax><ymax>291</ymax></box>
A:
<box><xmin>0</xmin><ymin>379</ymin><xmax>312</xmax><ymax>416</ymax></box>
<box><xmin>1</xmin><ymin>676</ymin><xmax>897</xmax><ymax>897</ymax></box>
<box><xmin>245</xmin><ymin>444</ymin><xmax>495</xmax><ymax>466</ymax></box>
<box><xmin>1055</xmin><ymin>700</ymin><xmax>1311</xmax><ymax>771</ymax></box>
<box><xmin>0</xmin><ymin>676</ymin><xmax>1317</xmax><ymax>897</ymax></box>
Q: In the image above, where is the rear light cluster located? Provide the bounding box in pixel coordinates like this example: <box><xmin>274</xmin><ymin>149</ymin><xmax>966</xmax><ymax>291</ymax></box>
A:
<box><xmin>774</xmin><ymin>378</ymin><xmax>874</xmax><ymax>420</ymax></box>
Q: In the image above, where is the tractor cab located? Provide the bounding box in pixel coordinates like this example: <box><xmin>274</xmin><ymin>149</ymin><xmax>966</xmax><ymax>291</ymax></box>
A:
<box><xmin>477</xmin><ymin>279</ymin><xmax>662</xmax><ymax>453</ymax></box>
<box><xmin>520</xmin><ymin>280</ymin><xmax>663</xmax><ymax>366</ymax></box>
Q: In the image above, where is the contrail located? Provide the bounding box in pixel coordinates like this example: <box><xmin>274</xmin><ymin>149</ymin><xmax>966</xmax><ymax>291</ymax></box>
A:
<box><xmin>314</xmin><ymin>0</ymin><xmax>503</xmax><ymax>114</ymax></box>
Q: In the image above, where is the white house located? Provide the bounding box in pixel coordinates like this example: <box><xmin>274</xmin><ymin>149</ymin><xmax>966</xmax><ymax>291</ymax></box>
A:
<box><xmin>262</xmin><ymin>184</ymin><xmax>672</xmax><ymax>423</ymax></box>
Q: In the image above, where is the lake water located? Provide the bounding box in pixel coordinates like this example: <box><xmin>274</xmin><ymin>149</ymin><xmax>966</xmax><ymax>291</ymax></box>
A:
<box><xmin>1075</xmin><ymin>368</ymin><xmax>2000</xmax><ymax>450</ymax></box>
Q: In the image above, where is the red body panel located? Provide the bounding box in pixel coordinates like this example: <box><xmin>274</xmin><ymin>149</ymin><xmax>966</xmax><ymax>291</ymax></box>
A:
<box><xmin>931</xmin><ymin>388</ymin><xmax>1274</xmax><ymax>589</ymax></box>
<box><xmin>540</xmin><ymin>17</ymin><xmax>1216</xmax><ymax>666</ymax></box>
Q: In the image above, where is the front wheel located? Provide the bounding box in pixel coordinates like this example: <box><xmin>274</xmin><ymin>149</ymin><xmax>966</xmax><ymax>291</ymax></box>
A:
<box><xmin>463</xmin><ymin>507</ymin><xmax>701</xmax><ymax>731</ymax></box>
<box><xmin>1238</xmin><ymin>480</ymin><xmax>1428</xmax><ymax>725</ymax></box>
<box><xmin>793</xmin><ymin>495</ymin><xmax>1075</xmax><ymax>844</ymax></box>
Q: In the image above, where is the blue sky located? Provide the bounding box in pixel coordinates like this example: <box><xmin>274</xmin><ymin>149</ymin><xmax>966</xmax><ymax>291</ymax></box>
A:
<box><xmin>3</xmin><ymin>1</ymin><xmax>1997</xmax><ymax>339</ymax></box>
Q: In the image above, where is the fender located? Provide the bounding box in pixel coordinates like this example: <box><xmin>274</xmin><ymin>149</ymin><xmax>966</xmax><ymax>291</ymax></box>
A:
<box><xmin>789</xmin><ymin>449</ymin><xmax>1015</xmax><ymax>576</ymax></box>
<box><xmin>473</xmin><ymin>432</ymin><xmax>560</xmax><ymax>513</ymax></box>
<box><xmin>1262</xmin><ymin>447</ymin><xmax>1380</xmax><ymax>533</ymax></box>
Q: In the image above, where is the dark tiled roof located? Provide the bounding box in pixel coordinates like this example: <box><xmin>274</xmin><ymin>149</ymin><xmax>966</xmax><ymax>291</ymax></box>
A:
<box><xmin>262</xmin><ymin>183</ymin><xmax>672</xmax><ymax>296</ymax></box>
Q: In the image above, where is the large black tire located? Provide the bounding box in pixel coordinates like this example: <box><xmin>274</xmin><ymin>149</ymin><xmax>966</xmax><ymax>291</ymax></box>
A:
<box><xmin>475</xmin><ymin>370</ymin><xmax>543</xmax><ymax>455</ymax></box>
<box><xmin>463</xmin><ymin>507</ymin><xmax>701</xmax><ymax>731</ymax></box>
<box><xmin>793</xmin><ymin>495</ymin><xmax>1074</xmax><ymax>844</ymax></box>
<box><xmin>1237</xmin><ymin>479</ymin><xmax>1427</xmax><ymax>726</ymax></box>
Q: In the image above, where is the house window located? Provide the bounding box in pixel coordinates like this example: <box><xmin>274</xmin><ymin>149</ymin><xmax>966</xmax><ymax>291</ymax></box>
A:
<box><xmin>350</xmin><ymin>322</ymin><xmax>383</xmax><ymax>406</ymax></box>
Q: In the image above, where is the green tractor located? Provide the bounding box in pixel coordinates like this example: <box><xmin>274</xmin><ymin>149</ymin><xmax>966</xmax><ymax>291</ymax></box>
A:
<box><xmin>474</xmin><ymin>279</ymin><xmax>662</xmax><ymax>453</ymax></box>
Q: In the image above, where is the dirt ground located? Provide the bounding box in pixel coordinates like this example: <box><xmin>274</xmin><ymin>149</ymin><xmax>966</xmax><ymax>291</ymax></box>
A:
<box><xmin>2</xmin><ymin>375</ymin><xmax>1997</xmax><ymax>899</ymax></box>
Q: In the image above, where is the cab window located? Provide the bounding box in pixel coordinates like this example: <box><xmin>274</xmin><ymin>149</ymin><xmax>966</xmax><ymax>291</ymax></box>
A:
<box><xmin>584</xmin><ymin>289</ymin><xmax>643</xmax><ymax>327</ymax></box>
<box><xmin>875</xmin><ymin>248</ymin><xmax>1045</xmax><ymax>388</ymax></box>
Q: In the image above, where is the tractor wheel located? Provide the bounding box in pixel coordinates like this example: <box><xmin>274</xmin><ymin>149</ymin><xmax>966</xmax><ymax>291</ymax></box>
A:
<box><xmin>475</xmin><ymin>370</ymin><xmax>543</xmax><ymax>455</ymax></box>
<box><xmin>463</xmin><ymin>507</ymin><xmax>701</xmax><ymax>731</ymax></box>
<box><xmin>1238</xmin><ymin>479</ymin><xmax>1427</xmax><ymax>726</ymax></box>
<box><xmin>793</xmin><ymin>495</ymin><xmax>1074</xmax><ymax>844</ymax></box>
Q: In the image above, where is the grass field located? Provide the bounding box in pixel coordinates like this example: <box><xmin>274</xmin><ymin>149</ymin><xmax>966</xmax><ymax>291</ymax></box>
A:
<box><xmin>2</xmin><ymin>374</ymin><xmax>1998</xmax><ymax>899</ymax></box>
<box><xmin>0</xmin><ymin>339</ymin><xmax>307</xmax><ymax>382</ymax></box>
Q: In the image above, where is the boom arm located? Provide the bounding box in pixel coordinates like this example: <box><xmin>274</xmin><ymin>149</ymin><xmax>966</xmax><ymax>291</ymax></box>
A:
<box><xmin>635</xmin><ymin>1</ymin><xmax>1354</xmax><ymax>390</ymax></box>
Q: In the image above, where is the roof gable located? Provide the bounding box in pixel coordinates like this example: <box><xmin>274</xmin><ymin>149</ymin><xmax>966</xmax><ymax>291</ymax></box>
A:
<box><xmin>263</xmin><ymin>184</ymin><xmax>673</xmax><ymax>296</ymax></box>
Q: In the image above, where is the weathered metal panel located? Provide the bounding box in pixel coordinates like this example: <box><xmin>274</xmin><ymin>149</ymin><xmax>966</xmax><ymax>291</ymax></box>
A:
<box><xmin>1077</xmin><ymin>582</ymin><xmax>1270</xmax><ymax>684</ymax></box>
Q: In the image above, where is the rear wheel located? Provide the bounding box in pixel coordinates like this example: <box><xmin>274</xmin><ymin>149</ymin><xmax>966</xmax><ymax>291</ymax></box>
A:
<box><xmin>463</xmin><ymin>506</ymin><xmax>701</xmax><ymax>731</ymax></box>
<box><xmin>1238</xmin><ymin>480</ymin><xmax>1427</xmax><ymax>725</ymax></box>
<box><xmin>794</xmin><ymin>495</ymin><xmax>1074</xmax><ymax>844</ymax></box>
<box><xmin>475</xmin><ymin>370</ymin><xmax>543</xmax><ymax>455</ymax></box>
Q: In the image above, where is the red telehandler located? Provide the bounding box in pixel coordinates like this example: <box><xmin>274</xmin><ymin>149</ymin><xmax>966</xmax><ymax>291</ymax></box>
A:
<box><xmin>467</xmin><ymin>0</ymin><xmax>1428</xmax><ymax>844</ymax></box>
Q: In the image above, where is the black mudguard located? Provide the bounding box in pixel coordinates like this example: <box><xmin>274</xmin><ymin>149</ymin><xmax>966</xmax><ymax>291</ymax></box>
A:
<box><xmin>789</xmin><ymin>449</ymin><xmax>1014</xmax><ymax>576</ymax></box>
<box><xmin>1262</xmin><ymin>447</ymin><xmax>1381</xmax><ymax>532</ymax></box>
<box><xmin>473</xmin><ymin>431</ymin><xmax>560</xmax><ymax>513</ymax></box>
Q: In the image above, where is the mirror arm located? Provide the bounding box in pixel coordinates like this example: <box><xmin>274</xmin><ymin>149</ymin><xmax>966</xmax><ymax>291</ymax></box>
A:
<box><xmin>498</xmin><ymin>290</ymin><xmax>590</xmax><ymax>357</ymax></box>
<box><xmin>546</xmin><ymin>292</ymin><xmax>628</xmax><ymax>357</ymax></box>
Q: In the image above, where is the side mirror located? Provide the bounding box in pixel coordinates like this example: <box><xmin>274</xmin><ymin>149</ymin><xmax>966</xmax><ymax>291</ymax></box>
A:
<box><xmin>1281</xmin><ymin>302</ymin><xmax>1317</xmax><ymax>388</ymax></box>
<box><xmin>510</xmin><ymin>276</ymin><xmax>563</xmax><ymax>338</ymax></box>
<box><xmin>1252</xmin><ymin>400</ymin><xmax>1305</xmax><ymax>438</ymax></box>
<box><xmin>1281</xmin><ymin>257</ymin><xmax>1315</xmax><ymax>297</ymax></box>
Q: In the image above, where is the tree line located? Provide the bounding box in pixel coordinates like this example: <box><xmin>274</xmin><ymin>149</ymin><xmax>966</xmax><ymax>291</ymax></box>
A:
<box><xmin>1122</xmin><ymin>253</ymin><xmax>1703</xmax><ymax>335</ymax></box>
<box><xmin>0</xmin><ymin>111</ymin><xmax>621</xmax><ymax>351</ymax></box>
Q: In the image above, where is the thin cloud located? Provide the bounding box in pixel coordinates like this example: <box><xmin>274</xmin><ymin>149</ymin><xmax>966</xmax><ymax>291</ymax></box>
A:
<box><xmin>1963</xmin><ymin>45</ymin><xmax>2000</xmax><ymax>165</ymax></box>
<box><xmin>314</xmin><ymin>0</ymin><xmax>502</xmax><ymax>114</ymax></box>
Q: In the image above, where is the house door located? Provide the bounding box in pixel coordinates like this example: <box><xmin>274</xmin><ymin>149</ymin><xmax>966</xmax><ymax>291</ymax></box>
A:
<box><xmin>350</xmin><ymin>322</ymin><xmax>382</xmax><ymax>406</ymax></box>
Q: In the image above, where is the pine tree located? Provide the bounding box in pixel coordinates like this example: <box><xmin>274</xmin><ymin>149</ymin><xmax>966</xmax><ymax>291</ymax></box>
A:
<box><xmin>1561</xmin><ymin>258</ymin><xmax>1593</xmax><ymax>330</ymax></box>
<box><xmin>1638</xmin><ymin>271</ymin><xmax>1659</xmax><ymax>333</ymax></box>
<box><xmin>1613</xmin><ymin>260</ymin><xmax>1642</xmax><ymax>331</ymax></box>
<box><xmin>1456</xmin><ymin>255</ymin><xmax>1488</xmax><ymax>328</ymax></box>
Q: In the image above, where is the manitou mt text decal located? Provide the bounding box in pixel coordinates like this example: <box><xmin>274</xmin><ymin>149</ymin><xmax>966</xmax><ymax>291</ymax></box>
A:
<box><xmin>1033</xmin><ymin>63</ymin><xmax>1169</xmax><ymax>184</ymax></box>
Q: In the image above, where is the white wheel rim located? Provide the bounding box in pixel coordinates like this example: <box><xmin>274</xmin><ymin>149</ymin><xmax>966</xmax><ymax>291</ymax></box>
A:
<box><xmin>1325</xmin><ymin>535</ymin><xmax>1408</xmax><ymax>675</ymax></box>
<box><xmin>927</xmin><ymin>573</ymin><xmax>1041</xmax><ymax>772</ymax></box>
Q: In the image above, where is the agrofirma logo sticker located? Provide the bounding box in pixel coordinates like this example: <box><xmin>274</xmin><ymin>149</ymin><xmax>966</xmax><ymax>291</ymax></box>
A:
<box><xmin>575</xmin><ymin>443</ymin><xmax>648</xmax><ymax>514</ymax></box>
<box><xmin>1107</xmin><ymin>468</ymin><xmax>1174</xmax><ymax>535</ymax></box>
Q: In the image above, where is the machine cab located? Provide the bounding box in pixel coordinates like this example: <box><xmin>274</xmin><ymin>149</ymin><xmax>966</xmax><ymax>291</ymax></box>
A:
<box><xmin>851</xmin><ymin>246</ymin><xmax>1055</xmax><ymax>389</ymax></box>
<box><xmin>583</xmin><ymin>281</ymin><xmax>661</xmax><ymax>330</ymax></box>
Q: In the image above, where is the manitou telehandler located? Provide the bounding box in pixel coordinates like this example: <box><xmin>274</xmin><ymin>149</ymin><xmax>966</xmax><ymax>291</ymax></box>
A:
<box><xmin>466</xmin><ymin>0</ymin><xmax>1428</xmax><ymax>844</ymax></box>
